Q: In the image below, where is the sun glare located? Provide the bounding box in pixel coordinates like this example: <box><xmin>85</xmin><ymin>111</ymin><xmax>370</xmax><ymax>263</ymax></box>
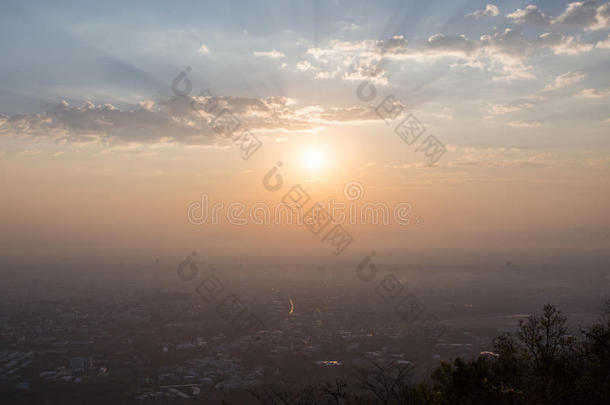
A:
<box><xmin>302</xmin><ymin>147</ymin><xmax>326</xmax><ymax>169</ymax></box>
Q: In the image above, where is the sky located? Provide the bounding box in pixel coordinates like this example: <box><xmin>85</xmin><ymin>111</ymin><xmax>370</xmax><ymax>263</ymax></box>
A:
<box><xmin>1</xmin><ymin>0</ymin><xmax>609</xmax><ymax>262</ymax></box>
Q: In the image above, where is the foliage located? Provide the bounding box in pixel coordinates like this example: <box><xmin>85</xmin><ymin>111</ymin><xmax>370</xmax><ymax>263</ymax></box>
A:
<box><xmin>249</xmin><ymin>301</ymin><xmax>610</xmax><ymax>405</ymax></box>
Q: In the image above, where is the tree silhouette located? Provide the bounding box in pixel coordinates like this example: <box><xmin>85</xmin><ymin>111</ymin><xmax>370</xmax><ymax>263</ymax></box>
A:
<box><xmin>246</xmin><ymin>301</ymin><xmax>610</xmax><ymax>405</ymax></box>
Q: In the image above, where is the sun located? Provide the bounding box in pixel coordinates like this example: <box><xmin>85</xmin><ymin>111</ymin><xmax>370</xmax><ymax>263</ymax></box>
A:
<box><xmin>302</xmin><ymin>147</ymin><xmax>327</xmax><ymax>169</ymax></box>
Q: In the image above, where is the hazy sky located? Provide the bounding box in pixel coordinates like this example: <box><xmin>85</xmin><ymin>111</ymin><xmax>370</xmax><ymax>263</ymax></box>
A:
<box><xmin>1</xmin><ymin>0</ymin><xmax>609</xmax><ymax>261</ymax></box>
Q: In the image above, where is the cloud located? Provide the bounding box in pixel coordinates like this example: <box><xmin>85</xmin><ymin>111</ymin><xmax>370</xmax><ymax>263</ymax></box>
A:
<box><xmin>378</xmin><ymin>35</ymin><xmax>409</xmax><ymax>54</ymax></box>
<box><xmin>488</xmin><ymin>102</ymin><xmax>534</xmax><ymax>115</ymax></box>
<box><xmin>507</xmin><ymin>5</ymin><xmax>551</xmax><ymax>25</ymax></box>
<box><xmin>305</xmin><ymin>31</ymin><xmax>529</xmax><ymax>81</ymax></box>
<box><xmin>553</xmin><ymin>1</ymin><xmax>609</xmax><ymax>29</ymax></box>
<box><xmin>536</xmin><ymin>33</ymin><xmax>594</xmax><ymax>54</ymax></box>
<box><xmin>197</xmin><ymin>44</ymin><xmax>210</xmax><ymax>54</ymax></box>
<box><xmin>594</xmin><ymin>3</ymin><xmax>610</xmax><ymax>29</ymax></box>
<box><xmin>0</xmin><ymin>100</ymin><xmax>211</xmax><ymax>146</ymax></box>
<box><xmin>466</xmin><ymin>28</ymin><xmax>592</xmax><ymax>60</ymax></box>
<box><xmin>426</xmin><ymin>34</ymin><xmax>479</xmax><ymax>55</ymax></box>
<box><xmin>384</xmin><ymin>146</ymin><xmax>569</xmax><ymax>170</ymax></box>
<box><xmin>446</xmin><ymin>146</ymin><xmax>560</xmax><ymax>168</ymax></box>
<box><xmin>300</xmin><ymin>25</ymin><xmax>597</xmax><ymax>83</ymax></box>
<box><xmin>138</xmin><ymin>100</ymin><xmax>155</xmax><ymax>110</ymax></box>
<box><xmin>0</xmin><ymin>96</ymin><xmax>400</xmax><ymax>148</ymax></box>
<box><xmin>480</xmin><ymin>28</ymin><xmax>530</xmax><ymax>57</ymax></box>
<box><xmin>578</xmin><ymin>87</ymin><xmax>610</xmax><ymax>97</ymax></box>
<box><xmin>296</xmin><ymin>104</ymin><xmax>401</xmax><ymax>123</ymax></box>
<box><xmin>253</xmin><ymin>49</ymin><xmax>285</xmax><ymax>58</ymax></box>
<box><xmin>307</xmin><ymin>36</ymin><xmax>409</xmax><ymax>62</ymax></box>
<box><xmin>507</xmin><ymin>2</ymin><xmax>610</xmax><ymax>30</ymax></box>
<box><xmin>543</xmin><ymin>71</ymin><xmax>586</xmax><ymax>91</ymax></box>
<box><xmin>408</xmin><ymin>29</ymin><xmax>588</xmax><ymax>79</ymax></box>
<box><xmin>303</xmin><ymin>36</ymin><xmax>409</xmax><ymax>83</ymax></box>
<box><xmin>296</xmin><ymin>60</ymin><xmax>312</xmax><ymax>70</ymax></box>
<box><xmin>508</xmin><ymin>121</ymin><xmax>542</xmax><ymax>127</ymax></box>
<box><xmin>478</xmin><ymin>29</ymin><xmax>537</xmax><ymax>79</ymax></box>
<box><xmin>17</xmin><ymin>149</ymin><xmax>42</xmax><ymax>157</ymax></box>
<box><xmin>342</xmin><ymin>65</ymin><xmax>388</xmax><ymax>85</ymax></box>
<box><xmin>596</xmin><ymin>33</ymin><xmax>610</xmax><ymax>48</ymax></box>
<box><xmin>467</xmin><ymin>4</ymin><xmax>500</xmax><ymax>19</ymax></box>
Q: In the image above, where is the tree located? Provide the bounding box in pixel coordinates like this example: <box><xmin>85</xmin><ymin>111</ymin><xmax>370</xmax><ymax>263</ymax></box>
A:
<box><xmin>247</xmin><ymin>301</ymin><xmax>610</xmax><ymax>405</ymax></box>
<box><xmin>516</xmin><ymin>303</ymin><xmax>569</xmax><ymax>373</ymax></box>
<box><xmin>351</xmin><ymin>358</ymin><xmax>418</xmax><ymax>405</ymax></box>
<box><xmin>576</xmin><ymin>298</ymin><xmax>610</xmax><ymax>404</ymax></box>
<box><xmin>319</xmin><ymin>379</ymin><xmax>349</xmax><ymax>405</ymax></box>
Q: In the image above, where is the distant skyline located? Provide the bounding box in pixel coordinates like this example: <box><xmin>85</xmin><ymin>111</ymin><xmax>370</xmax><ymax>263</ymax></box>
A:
<box><xmin>1</xmin><ymin>0</ymin><xmax>609</xmax><ymax>260</ymax></box>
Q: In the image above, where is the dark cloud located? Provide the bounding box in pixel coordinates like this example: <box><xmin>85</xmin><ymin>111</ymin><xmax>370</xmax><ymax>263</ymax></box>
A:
<box><xmin>0</xmin><ymin>96</ymin><xmax>395</xmax><ymax>147</ymax></box>
<box><xmin>426</xmin><ymin>34</ymin><xmax>479</xmax><ymax>55</ymax></box>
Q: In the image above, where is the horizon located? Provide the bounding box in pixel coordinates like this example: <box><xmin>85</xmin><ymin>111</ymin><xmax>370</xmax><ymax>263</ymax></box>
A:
<box><xmin>0</xmin><ymin>1</ymin><xmax>609</xmax><ymax>404</ymax></box>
